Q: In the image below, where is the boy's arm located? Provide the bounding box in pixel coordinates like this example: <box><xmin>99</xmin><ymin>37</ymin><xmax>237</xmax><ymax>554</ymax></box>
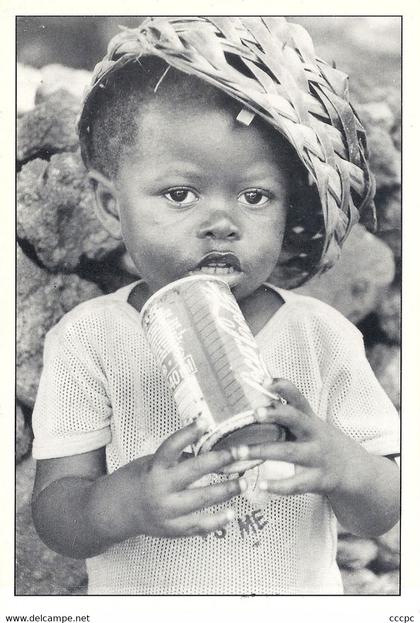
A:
<box><xmin>32</xmin><ymin>420</ymin><xmax>246</xmax><ymax>559</ymax></box>
<box><xmin>32</xmin><ymin>448</ymin><xmax>110</xmax><ymax>559</ymax></box>
<box><xmin>244</xmin><ymin>379</ymin><xmax>400</xmax><ymax>538</ymax></box>
<box><xmin>322</xmin><ymin>448</ymin><xmax>399</xmax><ymax>537</ymax></box>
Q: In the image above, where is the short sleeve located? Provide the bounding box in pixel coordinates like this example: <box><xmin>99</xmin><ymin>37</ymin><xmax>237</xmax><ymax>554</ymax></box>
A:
<box><xmin>32</xmin><ymin>319</ymin><xmax>112</xmax><ymax>460</ymax></box>
<box><xmin>323</xmin><ymin>324</ymin><xmax>400</xmax><ymax>457</ymax></box>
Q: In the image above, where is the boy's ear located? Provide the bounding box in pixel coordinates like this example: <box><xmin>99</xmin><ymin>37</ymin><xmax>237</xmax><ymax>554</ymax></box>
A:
<box><xmin>88</xmin><ymin>169</ymin><xmax>123</xmax><ymax>240</ymax></box>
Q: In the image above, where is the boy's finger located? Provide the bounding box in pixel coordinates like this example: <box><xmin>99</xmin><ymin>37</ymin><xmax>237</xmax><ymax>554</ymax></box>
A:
<box><xmin>173</xmin><ymin>448</ymin><xmax>244</xmax><ymax>489</ymax></box>
<box><xmin>169</xmin><ymin>507</ymin><xmax>235</xmax><ymax>537</ymax></box>
<box><xmin>266</xmin><ymin>378</ymin><xmax>315</xmax><ymax>416</ymax></box>
<box><xmin>154</xmin><ymin>419</ymin><xmax>207</xmax><ymax>467</ymax></box>
<box><xmin>245</xmin><ymin>441</ymin><xmax>315</xmax><ymax>466</ymax></box>
<box><xmin>255</xmin><ymin>403</ymin><xmax>315</xmax><ymax>437</ymax></box>
<box><xmin>167</xmin><ymin>478</ymin><xmax>246</xmax><ymax>517</ymax></box>
<box><xmin>258</xmin><ymin>470</ymin><xmax>319</xmax><ymax>496</ymax></box>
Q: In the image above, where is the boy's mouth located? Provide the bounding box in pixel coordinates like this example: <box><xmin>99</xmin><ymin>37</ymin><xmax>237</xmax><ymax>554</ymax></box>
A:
<box><xmin>192</xmin><ymin>252</ymin><xmax>242</xmax><ymax>275</ymax></box>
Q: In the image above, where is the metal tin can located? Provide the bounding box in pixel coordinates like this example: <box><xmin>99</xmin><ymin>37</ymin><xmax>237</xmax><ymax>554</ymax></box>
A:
<box><xmin>140</xmin><ymin>275</ymin><xmax>285</xmax><ymax>472</ymax></box>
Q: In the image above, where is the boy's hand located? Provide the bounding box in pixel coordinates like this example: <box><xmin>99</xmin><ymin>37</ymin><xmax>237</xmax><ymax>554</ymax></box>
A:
<box><xmin>244</xmin><ymin>379</ymin><xmax>374</xmax><ymax>497</ymax></box>
<box><xmin>92</xmin><ymin>419</ymin><xmax>245</xmax><ymax>542</ymax></box>
<box><xmin>243</xmin><ymin>378</ymin><xmax>399</xmax><ymax>537</ymax></box>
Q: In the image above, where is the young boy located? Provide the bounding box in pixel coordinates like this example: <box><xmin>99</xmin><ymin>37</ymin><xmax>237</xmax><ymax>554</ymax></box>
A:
<box><xmin>31</xmin><ymin>17</ymin><xmax>400</xmax><ymax>595</ymax></box>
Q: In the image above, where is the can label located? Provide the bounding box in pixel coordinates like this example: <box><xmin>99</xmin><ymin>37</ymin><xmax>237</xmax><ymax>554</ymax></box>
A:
<box><xmin>140</xmin><ymin>275</ymin><xmax>274</xmax><ymax>452</ymax></box>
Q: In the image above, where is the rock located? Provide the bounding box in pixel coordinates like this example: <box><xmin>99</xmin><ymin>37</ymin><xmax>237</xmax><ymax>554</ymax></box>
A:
<box><xmin>17</xmin><ymin>246</ymin><xmax>102</xmax><ymax>407</ymax></box>
<box><xmin>375</xmin><ymin>188</ymin><xmax>401</xmax><ymax>261</ymax></box>
<box><xmin>373</xmin><ymin>523</ymin><xmax>400</xmax><ymax>572</ymax></box>
<box><xmin>374</xmin><ymin>546</ymin><xmax>400</xmax><ymax>574</ymax></box>
<box><xmin>377</xmin><ymin>287</ymin><xmax>401</xmax><ymax>343</ymax></box>
<box><xmin>17</xmin><ymin>90</ymin><xmax>81</xmax><ymax>163</ymax></box>
<box><xmin>16</xmin><ymin>457</ymin><xmax>87</xmax><ymax>595</ymax></box>
<box><xmin>377</xmin><ymin>230</ymin><xmax>401</xmax><ymax>262</ymax></box>
<box><xmin>377</xmin><ymin>522</ymin><xmax>400</xmax><ymax>553</ymax></box>
<box><xmin>367</xmin><ymin>343</ymin><xmax>400</xmax><ymax>409</ymax></box>
<box><xmin>364</xmin><ymin>125</ymin><xmax>400</xmax><ymax>190</ymax></box>
<box><xmin>360</xmin><ymin>88</ymin><xmax>401</xmax><ymax>150</ymax></box>
<box><xmin>376</xmin><ymin>188</ymin><xmax>401</xmax><ymax>233</ymax></box>
<box><xmin>369</xmin><ymin>88</ymin><xmax>401</xmax><ymax>125</ymax></box>
<box><xmin>391</xmin><ymin>125</ymin><xmax>401</xmax><ymax>151</ymax></box>
<box><xmin>373</xmin><ymin>571</ymin><xmax>400</xmax><ymax>595</ymax></box>
<box><xmin>345</xmin><ymin>18</ymin><xmax>401</xmax><ymax>58</ymax></box>
<box><xmin>340</xmin><ymin>568</ymin><xmax>378</xmax><ymax>594</ymax></box>
<box><xmin>358</xmin><ymin>100</ymin><xmax>401</xmax><ymax>256</ymax></box>
<box><xmin>17</xmin><ymin>64</ymin><xmax>42</xmax><ymax>115</ymax></box>
<box><xmin>36</xmin><ymin>63</ymin><xmax>91</xmax><ymax>104</ymax></box>
<box><xmin>17</xmin><ymin>153</ymin><xmax>122</xmax><ymax>271</ymax></box>
<box><xmin>358</xmin><ymin>99</ymin><xmax>401</xmax><ymax>190</ymax></box>
<box><xmin>341</xmin><ymin>567</ymin><xmax>399</xmax><ymax>595</ymax></box>
<box><xmin>337</xmin><ymin>534</ymin><xmax>379</xmax><ymax>570</ymax></box>
<box><xmin>340</xmin><ymin>568</ymin><xmax>398</xmax><ymax>595</ymax></box>
<box><xmin>359</xmin><ymin>102</ymin><xmax>395</xmax><ymax>134</ymax></box>
<box><xmin>337</xmin><ymin>523</ymin><xmax>349</xmax><ymax>537</ymax></box>
<box><xmin>294</xmin><ymin>224</ymin><xmax>395</xmax><ymax>323</ymax></box>
<box><xmin>16</xmin><ymin>403</ymin><xmax>32</xmax><ymax>462</ymax></box>
<box><xmin>383</xmin><ymin>89</ymin><xmax>401</xmax><ymax>130</ymax></box>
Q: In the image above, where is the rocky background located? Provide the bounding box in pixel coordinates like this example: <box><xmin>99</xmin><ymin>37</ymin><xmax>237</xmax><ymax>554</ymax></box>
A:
<box><xmin>16</xmin><ymin>17</ymin><xmax>401</xmax><ymax>595</ymax></box>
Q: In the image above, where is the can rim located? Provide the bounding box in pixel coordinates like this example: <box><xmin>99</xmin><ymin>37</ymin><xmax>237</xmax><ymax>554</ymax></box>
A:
<box><xmin>139</xmin><ymin>274</ymin><xmax>230</xmax><ymax>327</ymax></box>
<box><xmin>196</xmin><ymin>409</ymin><xmax>258</xmax><ymax>454</ymax></box>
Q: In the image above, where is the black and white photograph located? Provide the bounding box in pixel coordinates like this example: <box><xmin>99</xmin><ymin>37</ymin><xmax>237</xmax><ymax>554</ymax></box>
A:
<box><xmin>2</xmin><ymin>3</ymin><xmax>419</xmax><ymax>620</ymax></box>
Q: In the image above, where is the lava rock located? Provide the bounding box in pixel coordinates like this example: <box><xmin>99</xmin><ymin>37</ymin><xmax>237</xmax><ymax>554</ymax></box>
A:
<box><xmin>377</xmin><ymin>287</ymin><xmax>401</xmax><ymax>343</ymax></box>
<box><xmin>17</xmin><ymin>246</ymin><xmax>102</xmax><ymax>407</ymax></box>
<box><xmin>364</xmin><ymin>88</ymin><xmax>401</xmax><ymax>150</ymax></box>
<box><xmin>294</xmin><ymin>224</ymin><xmax>395</xmax><ymax>323</ymax></box>
<box><xmin>17</xmin><ymin>90</ymin><xmax>81</xmax><ymax>163</ymax></box>
<box><xmin>377</xmin><ymin>522</ymin><xmax>400</xmax><ymax>553</ymax></box>
<box><xmin>359</xmin><ymin>101</ymin><xmax>395</xmax><ymax>133</ymax></box>
<box><xmin>391</xmin><ymin>124</ymin><xmax>401</xmax><ymax>152</ymax></box>
<box><xmin>18</xmin><ymin>63</ymin><xmax>91</xmax><ymax>116</ymax></box>
<box><xmin>377</xmin><ymin>229</ymin><xmax>401</xmax><ymax>262</ymax></box>
<box><xmin>373</xmin><ymin>523</ymin><xmax>400</xmax><ymax>572</ymax></box>
<box><xmin>35</xmin><ymin>63</ymin><xmax>91</xmax><ymax>104</ymax></box>
<box><xmin>337</xmin><ymin>534</ymin><xmax>379</xmax><ymax>570</ymax></box>
<box><xmin>358</xmin><ymin>99</ymin><xmax>401</xmax><ymax>190</ymax></box>
<box><xmin>375</xmin><ymin>188</ymin><xmax>401</xmax><ymax>261</ymax></box>
<box><xmin>366</xmin><ymin>126</ymin><xmax>400</xmax><ymax>190</ymax></box>
<box><xmin>17</xmin><ymin>64</ymin><xmax>42</xmax><ymax>115</ymax></box>
<box><xmin>17</xmin><ymin>153</ymin><xmax>122</xmax><ymax>271</ymax></box>
<box><xmin>340</xmin><ymin>568</ymin><xmax>378</xmax><ymax>595</ymax></box>
<box><xmin>16</xmin><ymin>457</ymin><xmax>87</xmax><ymax>595</ymax></box>
<box><xmin>367</xmin><ymin>343</ymin><xmax>400</xmax><ymax>409</ymax></box>
<box><xmin>337</xmin><ymin>522</ymin><xmax>349</xmax><ymax>537</ymax></box>
<box><xmin>340</xmin><ymin>568</ymin><xmax>398</xmax><ymax>595</ymax></box>
<box><xmin>371</xmin><ymin>87</ymin><xmax>401</xmax><ymax>123</ymax></box>
<box><xmin>16</xmin><ymin>403</ymin><xmax>32</xmax><ymax>463</ymax></box>
<box><xmin>373</xmin><ymin>571</ymin><xmax>400</xmax><ymax>595</ymax></box>
<box><xmin>376</xmin><ymin>188</ymin><xmax>401</xmax><ymax>233</ymax></box>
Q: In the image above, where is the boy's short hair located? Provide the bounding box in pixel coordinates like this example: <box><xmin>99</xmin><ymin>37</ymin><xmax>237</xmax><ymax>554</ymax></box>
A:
<box><xmin>78</xmin><ymin>17</ymin><xmax>376</xmax><ymax>288</ymax></box>
<box><xmin>86</xmin><ymin>57</ymin><xmax>243</xmax><ymax>180</ymax></box>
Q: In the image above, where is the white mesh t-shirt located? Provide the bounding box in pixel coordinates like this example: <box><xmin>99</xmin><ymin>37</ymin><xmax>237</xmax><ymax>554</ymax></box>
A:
<box><xmin>32</xmin><ymin>282</ymin><xmax>400</xmax><ymax>595</ymax></box>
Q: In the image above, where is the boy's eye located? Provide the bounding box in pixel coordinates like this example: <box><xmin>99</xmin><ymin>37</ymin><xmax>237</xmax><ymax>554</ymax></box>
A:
<box><xmin>163</xmin><ymin>188</ymin><xmax>198</xmax><ymax>206</ymax></box>
<box><xmin>238</xmin><ymin>189</ymin><xmax>270</xmax><ymax>206</ymax></box>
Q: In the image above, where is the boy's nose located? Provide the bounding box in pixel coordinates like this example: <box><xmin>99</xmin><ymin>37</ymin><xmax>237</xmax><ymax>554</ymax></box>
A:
<box><xmin>197</xmin><ymin>209</ymin><xmax>240</xmax><ymax>241</ymax></box>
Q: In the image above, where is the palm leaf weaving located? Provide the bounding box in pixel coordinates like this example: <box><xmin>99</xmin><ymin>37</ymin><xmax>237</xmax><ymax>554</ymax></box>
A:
<box><xmin>78</xmin><ymin>16</ymin><xmax>376</xmax><ymax>287</ymax></box>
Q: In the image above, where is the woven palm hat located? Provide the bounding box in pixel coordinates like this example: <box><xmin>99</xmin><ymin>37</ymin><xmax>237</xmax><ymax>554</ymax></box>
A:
<box><xmin>78</xmin><ymin>16</ymin><xmax>376</xmax><ymax>288</ymax></box>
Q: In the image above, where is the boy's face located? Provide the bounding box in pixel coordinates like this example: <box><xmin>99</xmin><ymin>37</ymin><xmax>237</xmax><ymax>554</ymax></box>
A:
<box><xmin>96</xmin><ymin>98</ymin><xmax>290</xmax><ymax>303</ymax></box>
